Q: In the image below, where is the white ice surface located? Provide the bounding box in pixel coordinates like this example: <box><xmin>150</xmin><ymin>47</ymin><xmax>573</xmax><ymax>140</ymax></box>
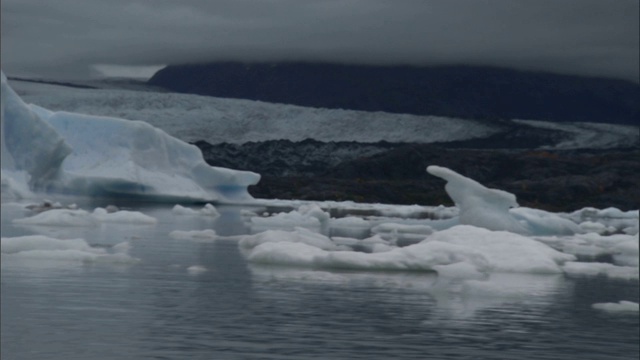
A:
<box><xmin>239</xmin><ymin>227</ymin><xmax>339</xmax><ymax>251</ymax></box>
<box><xmin>169</xmin><ymin>229</ymin><xmax>218</xmax><ymax>241</ymax></box>
<box><xmin>239</xmin><ymin>221</ymin><xmax>575</xmax><ymax>275</ymax></box>
<box><xmin>371</xmin><ymin>223</ymin><xmax>434</xmax><ymax>244</ymax></box>
<box><xmin>12</xmin><ymin>207</ymin><xmax>158</xmax><ymax>226</ymax></box>
<box><xmin>250</xmin><ymin>204</ymin><xmax>330</xmax><ymax>233</ymax></box>
<box><xmin>10</xmin><ymin>80</ymin><xmax>498</xmax><ymax>145</ymax></box>
<box><xmin>422</xmin><ymin>225</ymin><xmax>576</xmax><ymax>273</ymax></box>
<box><xmin>562</xmin><ymin>262</ymin><xmax>639</xmax><ymax>281</ymax></box>
<box><xmin>1</xmin><ymin>72</ymin><xmax>259</xmax><ymax>202</ymax></box>
<box><xmin>1</xmin><ymin>235</ymin><xmax>138</xmax><ymax>264</ymax></box>
<box><xmin>186</xmin><ymin>265</ymin><xmax>209</xmax><ymax>274</ymax></box>
<box><xmin>245</xmin><ymin>238</ymin><xmax>491</xmax><ymax>275</ymax></box>
<box><xmin>535</xmin><ymin>233</ymin><xmax>639</xmax><ymax>266</ymax></box>
<box><xmin>172</xmin><ymin>204</ymin><xmax>220</xmax><ymax>217</ymax></box>
<box><xmin>591</xmin><ymin>301</ymin><xmax>639</xmax><ymax>313</ymax></box>
<box><xmin>427</xmin><ymin>165</ymin><xmax>581</xmax><ymax>236</ymax></box>
<box><xmin>11</xmin><ymin>80</ymin><xmax>637</xmax><ymax>149</ymax></box>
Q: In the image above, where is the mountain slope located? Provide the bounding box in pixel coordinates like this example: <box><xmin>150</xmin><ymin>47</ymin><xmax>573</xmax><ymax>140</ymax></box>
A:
<box><xmin>149</xmin><ymin>62</ymin><xmax>640</xmax><ymax>125</ymax></box>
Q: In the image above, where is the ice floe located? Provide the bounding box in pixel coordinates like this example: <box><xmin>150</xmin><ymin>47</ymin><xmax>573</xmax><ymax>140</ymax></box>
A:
<box><xmin>592</xmin><ymin>301</ymin><xmax>639</xmax><ymax>313</ymax></box>
<box><xmin>169</xmin><ymin>229</ymin><xmax>218</xmax><ymax>241</ymax></box>
<box><xmin>172</xmin><ymin>203</ymin><xmax>220</xmax><ymax>217</ymax></box>
<box><xmin>12</xmin><ymin>207</ymin><xmax>157</xmax><ymax>226</ymax></box>
<box><xmin>1</xmin><ymin>235</ymin><xmax>138</xmax><ymax>264</ymax></box>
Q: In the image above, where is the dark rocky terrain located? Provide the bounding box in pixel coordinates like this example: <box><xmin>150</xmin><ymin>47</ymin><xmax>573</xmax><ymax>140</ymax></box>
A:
<box><xmin>195</xmin><ymin>139</ymin><xmax>640</xmax><ymax>212</ymax></box>
<box><xmin>150</xmin><ymin>62</ymin><xmax>640</xmax><ymax>125</ymax></box>
<box><xmin>150</xmin><ymin>62</ymin><xmax>639</xmax><ymax>211</ymax></box>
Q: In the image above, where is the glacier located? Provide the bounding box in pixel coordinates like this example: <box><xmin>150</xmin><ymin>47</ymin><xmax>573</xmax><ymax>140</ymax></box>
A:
<box><xmin>0</xmin><ymin>71</ymin><xmax>260</xmax><ymax>202</ymax></box>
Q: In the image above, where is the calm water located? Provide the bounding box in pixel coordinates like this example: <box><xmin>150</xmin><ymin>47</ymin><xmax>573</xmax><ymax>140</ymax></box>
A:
<box><xmin>2</xmin><ymin>202</ymin><xmax>638</xmax><ymax>360</ymax></box>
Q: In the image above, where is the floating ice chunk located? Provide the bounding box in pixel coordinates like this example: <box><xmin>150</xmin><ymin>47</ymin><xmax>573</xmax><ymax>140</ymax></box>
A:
<box><xmin>112</xmin><ymin>241</ymin><xmax>132</xmax><ymax>253</ymax></box>
<box><xmin>242</xmin><ymin>223</ymin><xmax>574</xmax><ymax>274</ymax></box>
<box><xmin>322</xmin><ymin>240</ymin><xmax>490</xmax><ymax>272</ymax></box>
<box><xmin>12</xmin><ymin>207</ymin><xmax>157</xmax><ymax>226</ymax></box>
<box><xmin>331</xmin><ymin>237</ymin><xmax>363</xmax><ymax>247</ymax></box>
<box><xmin>1</xmin><ymin>235</ymin><xmax>138</xmax><ymax>264</ymax></box>
<box><xmin>598</xmin><ymin>208</ymin><xmax>639</xmax><ymax>219</ymax></box>
<box><xmin>200</xmin><ymin>203</ymin><xmax>220</xmax><ymax>217</ymax></box>
<box><xmin>1</xmin><ymin>235</ymin><xmax>94</xmax><ymax>253</ymax></box>
<box><xmin>13</xmin><ymin>208</ymin><xmax>96</xmax><ymax>227</ymax></box>
<box><xmin>247</xmin><ymin>242</ymin><xmax>329</xmax><ymax>267</ymax></box>
<box><xmin>611</xmin><ymin>239</ymin><xmax>639</xmax><ymax>267</ymax></box>
<box><xmin>329</xmin><ymin>216</ymin><xmax>371</xmax><ymax>238</ymax></box>
<box><xmin>427</xmin><ymin>165</ymin><xmax>581</xmax><ymax>236</ymax></box>
<box><xmin>422</xmin><ymin>225</ymin><xmax>576</xmax><ymax>273</ymax></box>
<box><xmin>592</xmin><ymin>301</ymin><xmax>639</xmax><ymax>313</ymax></box>
<box><xmin>172</xmin><ymin>203</ymin><xmax>221</xmax><ymax>218</ymax></box>
<box><xmin>250</xmin><ymin>206</ymin><xmax>330</xmax><ymax>233</ymax></box>
<box><xmin>187</xmin><ymin>265</ymin><xmax>208</xmax><ymax>274</ymax></box>
<box><xmin>579</xmin><ymin>221</ymin><xmax>614</xmax><ymax>235</ymax></box>
<box><xmin>247</xmin><ymin>239</ymin><xmax>491</xmax><ymax>274</ymax></box>
<box><xmin>371</xmin><ymin>223</ymin><xmax>434</xmax><ymax>245</ymax></box>
<box><xmin>242</xmin><ymin>226</ymin><xmax>490</xmax><ymax>273</ymax></box>
<box><xmin>169</xmin><ymin>229</ymin><xmax>217</xmax><ymax>241</ymax></box>
<box><xmin>370</xmin><ymin>243</ymin><xmax>395</xmax><ymax>253</ymax></box>
<box><xmin>172</xmin><ymin>204</ymin><xmax>200</xmax><ymax>215</ymax></box>
<box><xmin>250</xmin><ymin>211</ymin><xmax>321</xmax><ymax>231</ymax></box>
<box><xmin>539</xmin><ymin>232</ymin><xmax>639</xmax><ymax>265</ymax></box>
<box><xmin>562</xmin><ymin>243</ymin><xmax>608</xmax><ymax>259</ymax></box>
<box><xmin>563</xmin><ymin>207</ymin><xmax>640</xmax><ymax>235</ymax></box>
<box><xmin>427</xmin><ymin>165</ymin><xmax>527</xmax><ymax>233</ymax></box>
<box><xmin>92</xmin><ymin>207</ymin><xmax>157</xmax><ymax>224</ymax></box>
<box><xmin>510</xmin><ymin>207</ymin><xmax>582</xmax><ymax>236</ymax></box>
<box><xmin>298</xmin><ymin>204</ymin><xmax>330</xmax><ymax>221</ymax></box>
<box><xmin>361</xmin><ymin>234</ymin><xmax>390</xmax><ymax>245</ymax></box>
<box><xmin>332</xmin><ymin>234</ymin><xmax>393</xmax><ymax>253</ymax></box>
<box><xmin>239</xmin><ymin>227</ymin><xmax>338</xmax><ymax>251</ymax></box>
<box><xmin>623</xmin><ymin>223</ymin><xmax>639</xmax><ymax>236</ymax></box>
<box><xmin>329</xmin><ymin>216</ymin><xmax>370</xmax><ymax>227</ymax></box>
<box><xmin>562</xmin><ymin>262</ymin><xmax>639</xmax><ymax>281</ymax></box>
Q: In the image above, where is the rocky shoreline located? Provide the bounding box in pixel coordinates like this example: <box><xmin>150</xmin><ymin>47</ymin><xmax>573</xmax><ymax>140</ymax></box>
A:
<box><xmin>194</xmin><ymin>140</ymin><xmax>639</xmax><ymax>212</ymax></box>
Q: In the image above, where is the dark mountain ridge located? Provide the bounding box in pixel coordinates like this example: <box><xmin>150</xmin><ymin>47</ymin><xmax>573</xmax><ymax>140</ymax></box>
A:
<box><xmin>149</xmin><ymin>62</ymin><xmax>639</xmax><ymax>125</ymax></box>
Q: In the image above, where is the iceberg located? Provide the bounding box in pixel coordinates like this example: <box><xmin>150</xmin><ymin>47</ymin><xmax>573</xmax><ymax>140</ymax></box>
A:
<box><xmin>592</xmin><ymin>301</ymin><xmax>639</xmax><ymax>313</ymax></box>
<box><xmin>1</xmin><ymin>71</ymin><xmax>260</xmax><ymax>202</ymax></box>
<box><xmin>427</xmin><ymin>165</ymin><xmax>581</xmax><ymax>235</ymax></box>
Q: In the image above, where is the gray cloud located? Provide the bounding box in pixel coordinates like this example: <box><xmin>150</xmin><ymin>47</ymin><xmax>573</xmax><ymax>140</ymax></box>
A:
<box><xmin>2</xmin><ymin>0</ymin><xmax>638</xmax><ymax>82</ymax></box>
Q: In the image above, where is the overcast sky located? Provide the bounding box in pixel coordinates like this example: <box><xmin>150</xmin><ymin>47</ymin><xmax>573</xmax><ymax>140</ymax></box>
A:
<box><xmin>1</xmin><ymin>0</ymin><xmax>638</xmax><ymax>82</ymax></box>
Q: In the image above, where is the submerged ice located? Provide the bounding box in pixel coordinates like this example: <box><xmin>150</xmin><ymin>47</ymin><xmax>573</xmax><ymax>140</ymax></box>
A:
<box><xmin>1</xmin><ymin>71</ymin><xmax>259</xmax><ymax>202</ymax></box>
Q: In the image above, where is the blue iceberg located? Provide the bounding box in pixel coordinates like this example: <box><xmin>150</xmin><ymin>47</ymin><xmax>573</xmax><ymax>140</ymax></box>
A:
<box><xmin>1</xmin><ymin>71</ymin><xmax>260</xmax><ymax>202</ymax></box>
